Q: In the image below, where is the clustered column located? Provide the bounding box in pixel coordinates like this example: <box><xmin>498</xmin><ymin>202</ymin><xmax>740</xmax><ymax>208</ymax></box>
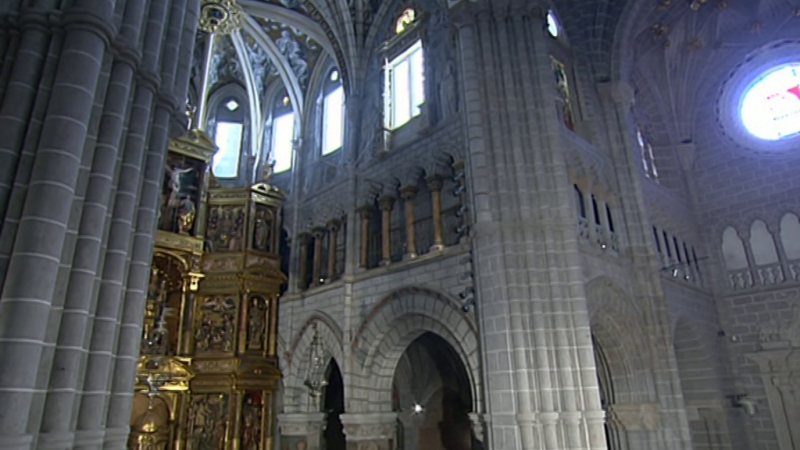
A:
<box><xmin>0</xmin><ymin>2</ymin><xmax>201</xmax><ymax>450</ymax></box>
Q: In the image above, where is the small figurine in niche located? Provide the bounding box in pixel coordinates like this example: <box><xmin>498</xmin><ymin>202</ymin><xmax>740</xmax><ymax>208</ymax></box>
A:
<box><xmin>165</xmin><ymin>164</ymin><xmax>194</xmax><ymax>208</ymax></box>
<box><xmin>247</xmin><ymin>297</ymin><xmax>267</xmax><ymax>350</ymax></box>
<box><xmin>253</xmin><ymin>209</ymin><xmax>272</xmax><ymax>252</ymax></box>
<box><xmin>177</xmin><ymin>195</ymin><xmax>196</xmax><ymax>235</ymax></box>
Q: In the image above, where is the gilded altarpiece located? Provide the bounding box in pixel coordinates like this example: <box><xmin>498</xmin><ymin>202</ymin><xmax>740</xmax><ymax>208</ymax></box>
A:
<box><xmin>130</xmin><ymin>130</ymin><xmax>287</xmax><ymax>450</ymax></box>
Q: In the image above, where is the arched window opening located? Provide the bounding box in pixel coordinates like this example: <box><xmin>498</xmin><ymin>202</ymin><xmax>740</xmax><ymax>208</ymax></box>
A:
<box><xmin>721</xmin><ymin>227</ymin><xmax>748</xmax><ymax>270</ymax></box>
<box><xmin>573</xmin><ymin>185</ymin><xmax>586</xmax><ymax>218</ymax></box>
<box><xmin>780</xmin><ymin>213</ymin><xmax>800</xmax><ymax>260</ymax></box>
<box><xmin>741</xmin><ymin>63</ymin><xmax>800</xmax><ymax>141</ymax></box>
<box><xmin>546</xmin><ymin>10</ymin><xmax>560</xmax><ymax>38</ymax></box>
<box><xmin>212</xmin><ymin>97</ymin><xmax>245</xmax><ymax>179</ymax></box>
<box><xmin>322</xmin><ymin>69</ymin><xmax>345</xmax><ymax>155</ymax></box>
<box><xmin>385</xmin><ymin>39</ymin><xmax>425</xmax><ymax>129</ymax></box>
<box><xmin>636</xmin><ymin>126</ymin><xmax>658</xmax><ymax>180</ymax></box>
<box><xmin>272</xmin><ymin>94</ymin><xmax>295</xmax><ymax>173</ymax></box>
<box><xmin>591</xmin><ymin>195</ymin><xmax>601</xmax><ymax>225</ymax></box>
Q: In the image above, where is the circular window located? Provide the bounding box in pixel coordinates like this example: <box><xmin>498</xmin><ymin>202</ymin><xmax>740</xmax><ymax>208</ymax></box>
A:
<box><xmin>547</xmin><ymin>10</ymin><xmax>560</xmax><ymax>38</ymax></box>
<box><xmin>740</xmin><ymin>64</ymin><xmax>800</xmax><ymax>141</ymax></box>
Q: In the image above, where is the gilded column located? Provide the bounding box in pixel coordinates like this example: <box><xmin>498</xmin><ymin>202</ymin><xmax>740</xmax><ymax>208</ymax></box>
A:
<box><xmin>326</xmin><ymin>220</ymin><xmax>340</xmax><ymax>280</ymax></box>
<box><xmin>0</xmin><ymin>0</ymin><xmax>116</xmax><ymax>446</ymax></box>
<box><xmin>400</xmin><ymin>186</ymin><xmax>419</xmax><ymax>259</ymax></box>
<box><xmin>378</xmin><ymin>196</ymin><xmax>395</xmax><ymax>266</ymax></box>
<box><xmin>357</xmin><ymin>206</ymin><xmax>372</xmax><ymax>269</ymax></box>
<box><xmin>311</xmin><ymin>228</ymin><xmax>325</xmax><ymax>286</ymax></box>
<box><xmin>426</xmin><ymin>175</ymin><xmax>445</xmax><ymax>251</ymax></box>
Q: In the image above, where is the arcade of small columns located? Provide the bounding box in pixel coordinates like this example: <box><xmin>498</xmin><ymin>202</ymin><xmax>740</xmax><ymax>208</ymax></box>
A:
<box><xmin>294</xmin><ymin>161</ymin><xmax>466</xmax><ymax>290</ymax></box>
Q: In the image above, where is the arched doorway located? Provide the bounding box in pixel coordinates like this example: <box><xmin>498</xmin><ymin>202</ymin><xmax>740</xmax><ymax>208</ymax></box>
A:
<box><xmin>391</xmin><ymin>332</ymin><xmax>479</xmax><ymax>450</ymax></box>
<box><xmin>594</xmin><ymin>336</ymin><xmax>622</xmax><ymax>450</ymax></box>
<box><xmin>321</xmin><ymin>360</ymin><xmax>345</xmax><ymax>450</ymax></box>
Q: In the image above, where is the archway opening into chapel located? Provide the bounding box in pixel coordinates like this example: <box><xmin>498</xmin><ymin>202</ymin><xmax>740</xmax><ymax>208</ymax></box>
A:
<box><xmin>391</xmin><ymin>332</ymin><xmax>480</xmax><ymax>450</ymax></box>
<box><xmin>321</xmin><ymin>360</ymin><xmax>346</xmax><ymax>450</ymax></box>
<box><xmin>594</xmin><ymin>336</ymin><xmax>621</xmax><ymax>450</ymax></box>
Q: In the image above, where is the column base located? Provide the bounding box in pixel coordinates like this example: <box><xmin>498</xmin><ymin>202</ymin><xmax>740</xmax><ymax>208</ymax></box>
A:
<box><xmin>402</xmin><ymin>253</ymin><xmax>418</xmax><ymax>261</ymax></box>
<box><xmin>429</xmin><ymin>244</ymin><xmax>445</xmax><ymax>252</ymax></box>
<box><xmin>0</xmin><ymin>435</ymin><xmax>33</xmax><ymax>450</ymax></box>
<box><xmin>379</xmin><ymin>259</ymin><xmax>391</xmax><ymax>267</ymax></box>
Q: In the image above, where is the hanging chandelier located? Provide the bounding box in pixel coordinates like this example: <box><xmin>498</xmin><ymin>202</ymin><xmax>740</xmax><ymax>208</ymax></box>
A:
<box><xmin>303</xmin><ymin>322</ymin><xmax>328</xmax><ymax>397</ymax></box>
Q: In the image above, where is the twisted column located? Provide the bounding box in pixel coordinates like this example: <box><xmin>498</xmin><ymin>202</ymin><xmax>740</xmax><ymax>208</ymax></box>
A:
<box><xmin>378</xmin><ymin>196</ymin><xmax>395</xmax><ymax>266</ymax></box>
<box><xmin>400</xmin><ymin>186</ymin><xmax>418</xmax><ymax>259</ymax></box>
<box><xmin>357</xmin><ymin>206</ymin><xmax>372</xmax><ymax>269</ymax></box>
<box><xmin>426</xmin><ymin>175</ymin><xmax>445</xmax><ymax>251</ymax></box>
<box><xmin>0</xmin><ymin>2</ymin><xmax>117</xmax><ymax>449</ymax></box>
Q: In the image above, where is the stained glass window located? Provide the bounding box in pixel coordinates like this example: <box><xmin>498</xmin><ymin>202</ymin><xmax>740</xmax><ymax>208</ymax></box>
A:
<box><xmin>741</xmin><ymin>64</ymin><xmax>800</xmax><ymax>141</ymax></box>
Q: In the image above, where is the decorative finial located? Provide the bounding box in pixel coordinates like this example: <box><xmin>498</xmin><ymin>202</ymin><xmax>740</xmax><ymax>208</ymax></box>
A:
<box><xmin>199</xmin><ymin>0</ymin><xmax>243</xmax><ymax>35</ymax></box>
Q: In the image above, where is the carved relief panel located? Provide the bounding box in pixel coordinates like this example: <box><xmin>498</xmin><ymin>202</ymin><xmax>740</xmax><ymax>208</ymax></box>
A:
<box><xmin>207</xmin><ymin>205</ymin><xmax>248</xmax><ymax>252</ymax></box>
<box><xmin>194</xmin><ymin>296</ymin><xmax>238</xmax><ymax>354</ymax></box>
<box><xmin>186</xmin><ymin>394</ymin><xmax>230</xmax><ymax>450</ymax></box>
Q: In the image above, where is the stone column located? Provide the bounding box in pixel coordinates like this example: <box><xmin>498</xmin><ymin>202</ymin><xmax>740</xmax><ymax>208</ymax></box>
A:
<box><xmin>327</xmin><ymin>220</ymin><xmax>340</xmax><ymax>280</ymax></box>
<box><xmin>341</xmin><ymin>413</ymin><xmax>397</xmax><ymax>450</ymax></box>
<box><xmin>746</xmin><ymin>342</ymin><xmax>800</xmax><ymax>450</ymax></box>
<box><xmin>357</xmin><ymin>206</ymin><xmax>372</xmax><ymax>269</ymax></box>
<box><xmin>0</xmin><ymin>0</ymin><xmax>117</xmax><ymax>447</ymax></box>
<box><xmin>311</xmin><ymin>228</ymin><xmax>325</xmax><ymax>286</ymax></box>
<box><xmin>72</xmin><ymin>0</ymin><xmax>174</xmax><ymax>446</ymax></box>
<box><xmin>103</xmin><ymin>0</ymin><xmax>198</xmax><ymax>447</ymax></box>
<box><xmin>426</xmin><ymin>175</ymin><xmax>445</xmax><ymax>251</ymax></box>
<box><xmin>453</xmin><ymin>2</ymin><xmax>607</xmax><ymax>449</ymax></box>
<box><xmin>400</xmin><ymin>186</ymin><xmax>419</xmax><ymax>260</ymax></box>
<box><xmin>38</xmin><ymin>0</ymin><xmax>149</xmax><ymax>445</ymax></box>
<box><xmin>378</xmin><ymin>196</ymin><xmax>395</xmax><ymax>266</ymax></box>
<box><xmin>278</xmin><ymin>413</ymin><xmax>326</xmax><ymax>450</ymax></box>
<box><xmin>0</xmin><ymin>6</ymin><xmax>54</xmax><ymax>223</ymax></box>
<box><xmin>298</xmin><ymin>233</ymin><xmax>310</xmax><ymax>290</ymax></box>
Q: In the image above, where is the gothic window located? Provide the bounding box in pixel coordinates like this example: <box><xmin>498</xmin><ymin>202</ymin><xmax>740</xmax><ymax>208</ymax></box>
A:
<box><xmin>272</xmin><ymin>94</ymin><xmax>295</xmax><ymax>173</ymax></box>
<box><xmin>322</xmin><ymin>69</ymin><xmax>345</xmax><ymax>155</ymax></box>
<box><xmin>605</xmin><ymin>204</ymin><xmax>615</xmax><ymax>233</ymax></box>
<box><xmin>551</xmin><ymin>56</ymin><xmax>575</xmax><ymax>131</ymax></box>
<box><xmin>721</xmin><ymin>227</ymin><xmax>748</xmax><ymax>270</ymax></box>
<box><xmin>741</xmin><ymin>63</ymin><xmax>800</xmax><ymax>141</ymax></box>
<box><xmin>663</xmin><ymin>230</ymin><xmax>672</xmax><ymax>259</ymax></box>
<box><xmin>653</xmin><ymin>226</ymin><xmax>662</xmax><ymax>254</ymax></box>
<box><xmin>212</xmin><ymin>97</ymin><xmax>244</xmax><ymax>179</ymax></box>
<box><xmin>573</xmin><ymin>185</ymin><xmax>586</xmax><ymax>218</ymax></box>
<box><xmin>546</xmin><ymin>10</ymin><xmax>560</xmax><ymax>38</ymax></box>
<box><xmin>385</xmin><ymin>39</ymin><xmax>425</xmax><ymax>129</ymax></box>
<box><xmin>749</xmin><ymin>220</ymin><xmax>779</xmax><ymax>265</ymax></box>
<box><xmin>636</xmin><ymin>127</ymin><xmax>658</xmax><ymax>180</ymax></box>
<box><xmin>780</xmin><ymin>213</ymin><xmax>800</xmax><ymax>260</ymax></box>
<box><xmin>591</xmin><ymin>195</ymin><xmax>600</xmax><ymax>225</ymax></box>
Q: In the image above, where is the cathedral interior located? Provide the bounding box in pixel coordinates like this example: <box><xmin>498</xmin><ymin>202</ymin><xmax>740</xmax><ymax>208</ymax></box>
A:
<box><xmin>0</xmin><ymin>0</ymin><xmax>799</xmax><ymax>450</ymax></box>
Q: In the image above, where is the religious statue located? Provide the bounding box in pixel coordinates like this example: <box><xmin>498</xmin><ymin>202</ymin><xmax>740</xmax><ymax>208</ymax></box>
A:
<box><xmin>247</xmin><ymin>297</ymin><xmax>267</xmax><ymax>350</ymax></box>
<box><xmin>166</xmin><ymin>165</ymin><xmax>194</xmax><ymax>208</ymax></box>
<box><xmin>277</xmin><ymin>30</ymin><xmax>309</xmax><ymax>88</ymax></box>
<box><xmin>178</xmin><ymin>195</ymin><xmax>197</xmax><ymax>235</ymax></box>
<box><xmin>253</xmin><ymin>209</ymin><xmax>272</xmax><ymax>252</ymax></box>
<box><xmin>241</xmin><ymin>395</ymin><xmax>263</xmax><ymax>450</ymax></box>
<box><xmin>438</xmin><ymin>58</ymin><xmax>458</xmax><ymax>121</ymax></box>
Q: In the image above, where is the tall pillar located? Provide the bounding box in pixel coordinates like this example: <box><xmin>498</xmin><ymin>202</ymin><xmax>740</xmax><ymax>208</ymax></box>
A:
<box><xmin>104</xmin><ymin>0</ymin><xmax>198</xmax><ymax>447</ymax></box>
<box><xmin>38</xmin><ymin>0</ymin><xmax>149</xmax><ymax>446</ymax></box>
<box><xmin>0</xmin><ymin>1</ymin><xmax>117</xmax><ymax>448</ymax></box>
<box><xmin>426</xmin><ymin>175</ymin><xmax>445</xmax><ymax>251</ymax></box>
<box><xmin>357</xmin><ymin>206</ymin><xmax>372</xmax><ymax>269</ymax></box>
<box><xmin>311</xmin><ymin>228</ymin><xmax>325</xmax><ymax>286</ymax></box>
<box><xmin>453</xmin><ymin>2</ymin><xmax>606</xmax><ymax>449</ymax></box>
<box><xmin>298</xmin><ymin>233</ymin><xmax>310</xmax><ymax>290</ymax></box>
<box><xmin>327</xmin><ymin>220</ymin><xmax>340</xmax><ymax>281</ymax></box>
<box><xmin>400</xmin><ymin>186</ymin><xmax>419</xmax><ymax>259</ymax></box>
<box><xmin>378</xmin><ymin>196</ymin><xmax>395</xmax><ymax>266</ymax></box>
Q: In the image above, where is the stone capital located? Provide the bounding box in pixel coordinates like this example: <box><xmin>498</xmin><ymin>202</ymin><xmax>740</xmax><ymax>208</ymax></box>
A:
<box><xmin>312</xmin><ymin>227</ymin><xmax>326</xmax><ymax>239</ymax></box>
<box><xmin>378</xmin><ymin>196</ymin><xmax>396</xmax><ymax>212</ymax></box>
<box><xmin>608</xmin><ymin>403</ymin><xmax>661</xmax><ymax>431</ymax></box>
<box><xmin>426</xmin><ymin>175</ymin><xmax>444</xmax><ymax>192</ymax></box>
<box><xmin>356</xmin><ymin>205</ymin><xmax>373</xmax><ymax>219</ymax></box>
<box><xmin>340</xmin><ymin>413</ymin><xmax>397</xmax><ymax>441</ymax></box>
<box><xmin>399</xmin><ymin>185</ymin><xmax>419</xmax><ymax>201</ymax></box>
<box><xmin>278</xmin><ymin>413</ymin><xmax>327</xmax><ymax>436</ymax></box>
<box><xmin>326</xmin><ymin>219</ymin><xmax>341</xmax><ymax>233</ymax></box>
